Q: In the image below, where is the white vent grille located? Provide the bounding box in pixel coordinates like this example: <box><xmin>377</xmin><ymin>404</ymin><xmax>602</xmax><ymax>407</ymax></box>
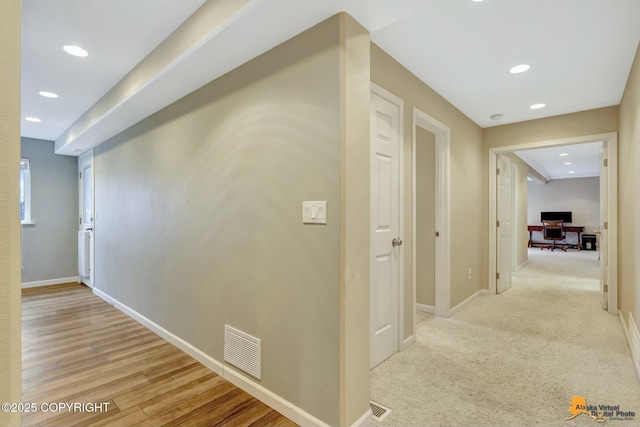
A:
<box><xmin>370</xmin><ymin>401</ymin><xmax>391</xmax><ymax>422</ymax></box>
<box><xmin>224</xmin><ymin>325</ymin><xmax>261</xmax><ymax>379</ymax></box>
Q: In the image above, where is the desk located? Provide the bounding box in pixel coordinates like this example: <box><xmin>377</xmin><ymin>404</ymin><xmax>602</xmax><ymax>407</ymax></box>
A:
<box><xmin>528</xmin><ymin>225</ymin><xmax>585</xmax><ymax>250</ymax></box>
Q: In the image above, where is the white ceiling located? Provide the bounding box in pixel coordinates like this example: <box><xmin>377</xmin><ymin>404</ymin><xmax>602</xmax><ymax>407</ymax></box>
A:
<box><xmin>514</xmin><ymin>141</ymin><xmax>603</xmax><ymax>181</ymax></box>
<box><xmin>21</xmin><ymin>0</ymin><xmax>640</xmax><ymax>156</ymax></box>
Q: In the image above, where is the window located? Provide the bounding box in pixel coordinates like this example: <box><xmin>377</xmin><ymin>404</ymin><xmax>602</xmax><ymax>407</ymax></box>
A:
<box><xmin>20</xmin><ymin>158</ymin><xmax>31</xmax><ymax>224</ymax></box>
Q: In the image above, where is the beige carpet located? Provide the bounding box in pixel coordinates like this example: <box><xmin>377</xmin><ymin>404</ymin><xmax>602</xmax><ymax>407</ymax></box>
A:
<box><xmin>370</xmin><ymin>249</ymin><xmax>640</xmax><ymax>426</ymax></box>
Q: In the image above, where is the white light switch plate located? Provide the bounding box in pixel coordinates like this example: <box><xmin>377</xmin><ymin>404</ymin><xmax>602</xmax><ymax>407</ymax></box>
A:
<box><xmin>303</xmin><ymin>201</ymin><xmax>327</xmax><ymax>224</ymax></box>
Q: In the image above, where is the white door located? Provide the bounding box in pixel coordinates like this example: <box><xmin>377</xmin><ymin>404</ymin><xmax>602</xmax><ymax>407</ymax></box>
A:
<box><xmin>496</xmin><ymin>154</ymin><xmax>512</xmax><ymax>293</ymax></box>
<box><xmin>370</xmin><ymin>88</ymin><xmax>402</xmax><ymax>369</ymax></box>
<box><xmin>79</xmin><ymin>152</ymin><xmax>94</xmax><ymax>287</ymax></box>
<box><xmin>599</xmin><ymin>143</ymin><xmax>608</xmax><ymax>309</ymax></box>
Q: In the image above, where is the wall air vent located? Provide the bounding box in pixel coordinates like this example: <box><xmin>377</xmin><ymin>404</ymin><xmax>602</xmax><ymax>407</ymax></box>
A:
<box><xmin>224</xmin><ymin>325</ymin><xmax>261</xmax><ymax>380</ymax></box>
<box><xmin>370</xmin><ymin>400</ymin><xmax>392</xmax><ymax>422</ymax></box>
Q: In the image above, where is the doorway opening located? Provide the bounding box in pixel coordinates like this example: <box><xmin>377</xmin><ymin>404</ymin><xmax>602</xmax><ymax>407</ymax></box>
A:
<box><xmin>411</xmin><ymin>107</ymin><xmax>451</xmax><ymax>336</ymax></box>
<box><xmin>488</xmin><ymin>132</ymin><xmax>618</xmax><ymax>314</ymax></box>
<box><xmin>78</xmin><ymin>150</ymin><xmax>94</xmax><ymax>288</ymax></box>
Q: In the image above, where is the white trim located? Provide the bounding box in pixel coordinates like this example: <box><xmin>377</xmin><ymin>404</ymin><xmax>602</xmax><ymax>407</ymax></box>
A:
<box><xmin>22</xmin><ymin>276</ymin><xmax>79</xmax><ymax>288</ymax></box>
<box><xmin>412</xmin><ymin>108</ymin><xmax>451</xmax><ymax>319</ymax></box>
<box><xmin>403</xmin><ymin>335</ymin><xmax>416</xmax><ymax>349</ymax></box>
<box><xmin>416</xmin><ymin>303</ymin><xmax>435</xmax><ymax>314</ymax></box>
<box><xmin>449</xmin><ymin>289</ymin><xmax>489</xmax><ymax>317</ymax></box>
<box><xmin>93</xmin><ymin>287</ymin><xmax>224</xmax><ymax>376</ymax></box>
<box><xmin>224</xmin><ymin>366</ymin><xmax>332</xmax><ymax>427</ymax></box>
<box><xmin>370</xmin><ymin>83</ymin><xmax>406</xmax><ymax>357</ymax></box>
<box><xmin>79</xmin><ymin>150</ymin><xmax>95</xmax><ymax>288</ymax></box>
<box><xmin>92</xmin><ymin>286</ymin><xmax>334</xmax><ymax>427</ymax></box>
<box><xmin>619</xmin><ymin>310</ymin><xmax>640</xmax><ymax>382</ymax></box>
<box><xmin>349</xmin><ymin>408</ymin><xmax>374</xmax><ymax>427</ymax></box>
<box><xmin>488</xmin><ymin>132</ymin><xmax>618</xmax><ymax>316</ymax></box>
<box><xmin>517</xmin><ymin>260</ymin><xmax>529</xmax><ymax>271</ymax></box>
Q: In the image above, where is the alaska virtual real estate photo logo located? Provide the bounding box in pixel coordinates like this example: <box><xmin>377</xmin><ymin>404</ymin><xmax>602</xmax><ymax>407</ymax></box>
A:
<box><xmin>565</xmin><ymin>396</ymin><xmax>636</xmax><ymax>423</ymax></box>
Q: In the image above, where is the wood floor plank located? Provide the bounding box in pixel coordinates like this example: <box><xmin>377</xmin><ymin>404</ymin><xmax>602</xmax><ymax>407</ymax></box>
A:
<box><xmin>22</xmin><ymin>284</ymin><xmax>298</xmax><ymax>427</ymax></box>
<box><xmin>85</xmin><ymin>406</ymin><xmax>148</xmax><ymax>427</ymax></box>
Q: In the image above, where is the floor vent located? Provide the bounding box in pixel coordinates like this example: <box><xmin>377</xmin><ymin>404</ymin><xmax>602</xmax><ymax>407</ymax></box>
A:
<box><xmin>370</xmin><ymin>401</ymin><xmax>391</xmax><ymax>422</ymax></box>
<box><xmin>224</xmin><ymin>325</ymin><xmax>261</xmax><ymax>379</ymax></box>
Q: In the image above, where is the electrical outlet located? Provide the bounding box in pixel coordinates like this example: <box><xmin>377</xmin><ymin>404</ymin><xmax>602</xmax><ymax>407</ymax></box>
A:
<box><xmin>468</xmin><ymin>268</ymin><xmax>472</xmax><ymax>280</ymax></box>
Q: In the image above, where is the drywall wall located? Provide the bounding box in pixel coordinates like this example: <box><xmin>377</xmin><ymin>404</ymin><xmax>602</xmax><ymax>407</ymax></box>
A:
<box><xmin>483</xmin><ymin>106</ymin><xmax>619</xmax><ymax>149</ymax></box>
<box><xmin>415</xmin><ymin>127</ymin><xmax>436</xmax><ymax>307</ymax></box>
<box><xmin>371</xmin><ymin>43</ymin><xmax>486</xmax><ymax>335</ymax></box>
<box><xmin>337</xmin><ymin>13</ymin><xmax>370</xmax><ymax>426</ymax></box>
<box><xmin>0</xmin><ymin>0</ymin><xmax>22</xmax><ymax>424</ymax></box>
<box><xmin>619</xmin><ymin>42</ymin><xmax>640</xmax><ymax>328</ymax></box>
<box><xmin>527</xmin><ymin>177</ymin><xmax>600</xmax><ymax>247</ymax></box>
<box><xmin>94</xmin><ymin>15</ymin><xmax>370</xmax><ymax>426</ymax></box>
<box><xmin>21</xmin><ymin>138</ymin><xmax>78</xmax><ymax>284</ymax></box>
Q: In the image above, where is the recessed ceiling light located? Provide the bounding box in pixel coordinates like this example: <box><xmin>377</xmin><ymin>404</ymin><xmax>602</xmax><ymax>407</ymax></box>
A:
<box><xmin>530</xmin><ymin>103</ymin><xmax>546</xmax><ymax>110</ymax></box>
<box><xmin>564</xmin><ymin>162</ymin><xmax>572</xmax><ymax>165</ymax></box>
<box><xmin>25</xmin><ymin>117</ymin><xmax>41</xmax><ymax>123</ymax></box>
<box><xmin>510</xmin><ymin>64</ymin><xmax>530</xmax><ymax>74</ymax></box>
<box><xmin>471</xmin><ymin>0</ymin><xmax>485</xmax><ymax>2</ymax></box>
<box><xmin>559</xmin><ymin>153</ymin><xmax>569</xmax><ymax>156</ymax></box>
<box><xmin>63</xmin><ymin>45</ymin><xmax>88</xmax><ymax>57</ymax></box>
<box><xmin>39</xmin><ymin>91</ymin><xmax>58</xmax><ymax>98</ymax></box>
<box><xmin>568</xmin><ymin>171</ymin><xmax>575</xmax><ymax>174</ymax></box>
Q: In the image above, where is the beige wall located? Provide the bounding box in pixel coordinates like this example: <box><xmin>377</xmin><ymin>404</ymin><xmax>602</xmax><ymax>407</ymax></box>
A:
<box><xmin>0</xmin><ymin>0</ymin><xmax>22</xmax><ymax>425</ymax></box>
<box><xmin>619</xmin><ymin>42</ymin><xmax>640</xmax><ymax>328</ymax></box>
<box><xmin>371</xmin><ymin>44</ymin><xmax>486</xmax><ymax>337</ymax></box>
<box><xmin>416</xmin><ymin>128</ymin><xmax>436</xmax><ymax>307</ymax></box>
<box><xmin>338</xmin><ymin>14</ymin><xmax>370</xmax><ymax>427</ymax></box>
<box><xmin>483</xmin><ymin>106</ymin><xmax>619</xmax><ymax>150</ymax></box>
<box><xmin>93</xmin><ymin>15</ymin><xmax>369</xmax><ymax>426</ymax></box>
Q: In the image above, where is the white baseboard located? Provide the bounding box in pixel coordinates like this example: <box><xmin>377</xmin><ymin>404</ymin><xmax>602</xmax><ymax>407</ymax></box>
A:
<box><xmin>350</xmin><ymin>408</ymin><xmax>373</xmax><ymax>427</ymax></box>
<box><xmin>92</xmin><ymin>286</ymin><xmax>348</xmax><ymax>427</ymax></box>
<box><xmin>224</xmin><ymin>366</ymin><xmax>332</xmax><ymax>427</ymax></box>
<box><xmin>403</xmin><ymin>334</ymin><xmax>416</xmax><ymax>349</ymax></box>
<box><xmin>449</xmin><ymin>289</ymin><xmax>489</xmax><ymax>317</ymax></box>
<box><xmin>619</xmin><ymin>310</ymin><xmax>640</xmax><ymax>383</ymax></box>
<box><xmin>517</xmin><ymin>260</ymin><xmax>529</xmax><ymax>271</ymax></box>
<box><xmin>93</xmin><ymin>287</ymin><xmax>224</xmax><ymax>376</ymax></box>
<box><xmin>22</xmin><ymin>276</ymin><xmax>79</xmax><ymax>288</ymax></box>
<box><xmin>416</xmin><ymin>303</ymin><xmax>435</xmax><ymax>314</ymax></box>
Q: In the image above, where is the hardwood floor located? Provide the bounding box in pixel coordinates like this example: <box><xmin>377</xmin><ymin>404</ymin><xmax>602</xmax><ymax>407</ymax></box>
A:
<box><xmin>22</xmin><ymin>283</ymin><xmax>297</xmax><ymax>427</ymax></box>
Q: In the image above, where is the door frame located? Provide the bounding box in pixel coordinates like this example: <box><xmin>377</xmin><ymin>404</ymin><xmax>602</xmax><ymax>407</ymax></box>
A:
<box><xmin>496</xmin><ymin>154</ymin><xmax>513</xmax><ymax>293</ymax></box>
<box><xmin>370</xmin><ymin>82</ymin><xmax>405</xmax><ymax>355</ymax></box>
<box><xmin>412</xmin><ymin>108</ymin><xmax>451</xmax><ymax>325</ymax></box>
<box><xmin>488</xmin><ymin>132</ymin><xmax>618</xmax><ymax>314</ymax></box>
<box><xmin>78</xmin><ymin>150</ymin><xmax>95</xmax><ymax>288</ymax></box>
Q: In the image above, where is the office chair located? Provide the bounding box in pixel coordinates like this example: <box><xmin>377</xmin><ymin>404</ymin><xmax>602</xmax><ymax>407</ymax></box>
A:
<box><xmin>541</xmin><ymin>220</ymin><xmax>566</xmax><ymax>251</ymax></box>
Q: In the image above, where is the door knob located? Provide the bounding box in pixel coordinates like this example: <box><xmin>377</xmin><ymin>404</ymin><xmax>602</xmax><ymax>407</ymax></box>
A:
<box><xmin>392</xmin><ymin>238</ymin><xmax>403</xmax><ymax>247</ymax></box>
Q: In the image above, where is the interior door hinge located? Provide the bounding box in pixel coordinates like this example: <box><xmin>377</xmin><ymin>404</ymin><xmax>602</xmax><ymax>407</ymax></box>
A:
<box><xmin>603</xmin><ymin>284</ymin><xmax>608</xmax><ymax>292</ymax></box>
<box><xmin>79</xmin><ymin>171</ymin><xmax>82</xmax><ymax>179</ymax></box>
<box><xmin>496</xmin><ymin>272</ymin><xmax>500</xmax><ymax>280</ymax></box>
<box><xmin>497</xmin><ymin>220</ymin><xmax>500</xmax><ymax>227</ymax></box>
<box><xmin>603</xmin><ymin>158</ymin><xmax>608</xmax><ymax>167</ymax></box>
<box><xmin>603</xmin><ymin>221</ymin><xmax>608</xmax><ymax>230</ymax></box>
<box><xmin>496</xmin><ymin>168</ymin><xmax>501</xmax><ymax>175</ymax></box>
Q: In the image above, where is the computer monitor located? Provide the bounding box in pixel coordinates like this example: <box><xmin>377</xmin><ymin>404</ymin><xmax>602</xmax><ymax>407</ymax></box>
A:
<box><xmin>541</xmin><ymin>211</ymin><xmax>572</xmax><ymax>223</ymax></box>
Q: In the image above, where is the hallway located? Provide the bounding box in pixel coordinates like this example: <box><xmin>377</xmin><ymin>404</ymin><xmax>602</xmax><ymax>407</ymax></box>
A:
<box><xmin>371</xmin><ymin>249</ymin><xmax>640</xmax><ymax>426</ymax></box>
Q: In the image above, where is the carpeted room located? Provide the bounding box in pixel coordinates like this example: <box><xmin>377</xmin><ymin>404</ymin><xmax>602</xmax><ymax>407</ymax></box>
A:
<box><xmin>371</xmin><ymin>249</ymin><xmax>640</xmax><ymax>426</ymax></box>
